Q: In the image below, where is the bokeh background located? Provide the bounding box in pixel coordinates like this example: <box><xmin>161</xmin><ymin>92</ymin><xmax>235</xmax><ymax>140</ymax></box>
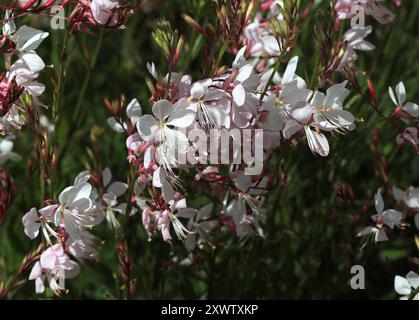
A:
<box><xmin>1</xmin><ymin>0</ymin><xmax>418</xmax><ymax>299</ymax></box>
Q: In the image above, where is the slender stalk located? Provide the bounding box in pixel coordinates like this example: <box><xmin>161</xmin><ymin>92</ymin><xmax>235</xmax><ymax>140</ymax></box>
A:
<box><xmin>57</xmin><ymin>30</ymin><xmax>105</xmax><ymax>166</ymax></box>
<box><xmin>354</xmin><ymin>85</ymin><xmax>402</xmax><ymax>132</ymax></box>
<box><xmin>259</xmin><ymin>59</ymin><xmax>282</xmax><ymax>102</ymax></box>
<box><xmin>214</xmin><ymin>41</ymin><xmax>228</xmax><ymax>71</ymax></box>
<box><xmin>53</xmin><ymin>30</ymin><xmax>69</xmax><ymax>121</ymax></box>
<box><xmin>72</xmin><ymin>29</ymin><xmax>105</xmax><ymax>124</ymax></box>
<box><xmin>39</xmin><ymin>143</ymin><xmax>45</xmax><ymax>203</ymax></box>
<box><xmin>125</xmin><ymin>164</ymin><xmax>138</xmax><ymax>224</ymax></box>
<box><xmin>1</xmin><ymin>245</ymin><xmax>43</xmax><ymax>299</ymax></box>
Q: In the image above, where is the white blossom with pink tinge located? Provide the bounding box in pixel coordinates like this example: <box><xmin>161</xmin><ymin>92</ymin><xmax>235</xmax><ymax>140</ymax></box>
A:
<box><xmin>29</xmin><ymin>244</ymin><xmax>80</xmax><ymax>295</ymax></box>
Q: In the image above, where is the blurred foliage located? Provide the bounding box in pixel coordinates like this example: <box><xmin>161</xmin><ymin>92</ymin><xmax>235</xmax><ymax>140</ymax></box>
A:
<box><xmin>0</xmin><ymin>0</ymin><xmax>418</xmax><ymax>299</ymax></box>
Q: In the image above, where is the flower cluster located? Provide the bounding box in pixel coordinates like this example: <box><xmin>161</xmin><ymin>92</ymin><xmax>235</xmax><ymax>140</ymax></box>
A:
<box><xmin>1</xmin><ymin>10</ymin><xmax>49</xmax><ymax>133</ymax></box>
<box><xmin>334</xmin><ymin>0</ymin><xmax>396</xmax><ymax>72</ymax></box>
<box><xmin>0</xmin><ymin>0</ymin><xmax>416</xmax><ymax>300</ymax></box>
<box><xmin>0</xmin><ymin>1</ymin><xmax>137</xmax><ymax>297</ymax></box>
<box><xmin>107</xmin><ymin>43</ymin><xmax>356</xmax><ymax>246</ymax></box>
<box><xmin>243</xmin><ymin>0</ymin><xmax>285</xmax><ymax>58</ymax></box>
<box><xmin>70</xmin><ymin>0</ymin><xmax>132</xmax><ymax>34</ymax></box>
<box><xmin>357</xmin><ymin>186</ymin><xmax>418</xmax><ymax>243</ymax></box>
<box><xmin>394</xmin><ymin>271</ymin><xmax>419</xmax><ymax>300</ymax></box>
<box><xmin>335</xmin><ymin>0</ymin><xmax>396</xmax><ymax>24</ymax></box>
<box><xmin>356</xmin><ymin>185</ymin><xmax>419</xmax><ymax>299</ymax></box>
<box><xmin>357</xmin><ymin>188</ymin><xmax>404</xmax><ymax>243</ymax></box>
<box><xmin>22</xmin><ymin>169</ymin><xmax>129</xmax><ymax>293</ymax></box>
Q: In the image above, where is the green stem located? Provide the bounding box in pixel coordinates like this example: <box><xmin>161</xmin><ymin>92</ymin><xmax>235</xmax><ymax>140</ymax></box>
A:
<box><xmin>214</xmin><ymin>41</ymin><xmax>228</xmax><ymax>71</ymax></box>
<box><xmin>72</xmin><ymin>29</ymin><xmax>105</xmax><ymax>124</ymax></box>
<box><xmin>57</xmin><ymin>30</ymin><xmax>105</xmax><ymax>166</ymax></box>
<box><xmin>259</xmin><ymin>60</ymin><xmax>281</xmax><ymax>102</ymax></box>
<box><xmin>125</xmin><ymin>164</ymin><xmax>138</xmax><ymax>225</ymax></box>
<box><xmin>53</xmin><ymin>30</ymin><xmax>69</xmax><ymax>122</ymax></box>
<box><xmin>36</xmin><ymin>136</ymin><xmax>45</xmax><ymax>204</ymax></box>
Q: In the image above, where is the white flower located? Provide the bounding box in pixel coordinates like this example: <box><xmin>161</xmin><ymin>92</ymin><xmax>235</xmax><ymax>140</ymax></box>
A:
<box><xmin>137</xmin><ymin>99</ymin><xmax>195</xmax><ymax>170</ymax></box>
<box><xmin>243</xmin><ymin>2</ymin><xmax>285</xmax><ymax>58</ymax></box>
<box><xmin>138</xmin><ymin>194</ymin><xmax>192</xmax><ymax>242</ymax></box>
<box><xmin>29</xmin><ymin>244</ymin><xmax>80</xmax><ymax>295</ymax></box>
<box><xmin>338</xmin><ymin>26</ymin><xmax>375</xmax><ymax>70</ymax></box>
<box><xmin>0</xmin><ymin>136</ymin><xmax>21</xmax><ymax>165</ymax></box>
<box><xmin>357</xmin><ymin>189</ymin><xmax>404</xmax><ymax>243</ymax></box>
<box><xmin>22</xmin><ymin>207</ymin><xmax>42</xmax><ymax>240</ymax></box>
<box><xmin>224</xmin><ymin>198</ymin><xmax>264</xmax><ymax>238</ymax></box>
<box><xmin>2</xmin><ymin>11</ymin><xmax>48</xmax><ymax>100</ymax></box>
<box><xmin>393</xmin><ymin>186</ymin><xmax>419</xmax><ymax>230</ymax></box>
<box><xmin>177</xmin><ymin>203</ymin><xmax>217</xmax><ymax>251</ymax></box>
<box><xmin>22</xmin><ymin>205</ymin><xmax>61</xmax><ymax>242</ymax></box>
<box><xmin>262</xmin><ymin>79</ymin><xmax>311</xmax><ymax>131</ymax></box>
<box><xmin>39</xmin><ymin>115</ymin><xmax>55</xmax><ymax>133</ymax></box>
<box><xmin>152</xmin><ymin>166</ymin><xmax>176</xmax><ymax>202</ymax></box>
<box><xmin>233</xmin><ymin>171</ymin><xmax>268</xmax><ymax>217</ymax></box>
<box><xmin>311</xmin><ymin>81</ymin><xmax>354</xmax><ymax>132</ymax></box>
<box><xmin>389</xmin><ymin>82</ymin><xmax>419</xmax><ymax>118</ymax></box>
<box><xmin>7</xmin><ymin>59</ymin><xmax>45</xmax><ymax>97</ymax></box>
<box><xmin>393</xmin><ymin>186</ymin><xmax>419</xmax><ymax>209</ymax></box>
<box><xmin>107</xmin><ymin>98</ymin><xmax>142</xmax><ymax>133</ymax></box>
<box><xmin>357</xmin><ymin>225</ymin><xmax>388</xmax><ymax>242</ymax></box>
<box><xmin>188</xmin><ymin>80</ymin><xmax>228</xmax><ymax>128</ymax></box>
<box><xmin>283</xmin><ymin>105</ymin><xmax>328</xmax><ymax>157</ymax></box>
<box><xmin>283</xmin><ymin>81</ymin><xmax>354</xmax><ymax>157</ymax></box>
<box><xmin>231</xmin><ymin>48</ymin><xmax>260</xmax><ymax>112</ymax></box>
<box><xmin>371</xmin><ymin>189</ymin><xmax>403</xmax><ymax>229</ymax></box>
<box><xmin>101</xmin><ymin>167</ymin><xmax>130</xmax><ymax>231</ymax></box>
<box><xmin>3</xmin><ymin>12</ymin><xmax>49</xmax><ymax>73</ymax></box>
<box><xmin>66</xmin><ymin>229</ymin><xmax>101</xmax><ymax>263</ymax></box>
<box><xmin>335</xmin><ymin>0</ymin><xmax>395</xmax><ymax>24</ymax></box>
<box><xmin>54</xmin><ymin>173</ymin><xmax>96</xmax><ymax>240</ymax></box>
<box><xmin>394</xmin><ymin>271</ymin><xmax>419</xmax><ymax>300</ymax></box>
<box><xmin>90</xmin><ymin>0</ymin><xmax>120</xmax><ymax>26</ymax></box>
<box><xmin>23</xmin><ymin>172</ymin><xmax>98</xmax><ymax>243</ymax></box>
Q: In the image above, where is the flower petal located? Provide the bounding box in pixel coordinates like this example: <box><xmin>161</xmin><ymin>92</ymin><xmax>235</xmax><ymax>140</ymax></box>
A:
<box><xmin>403</xmin><ymin>102</ymin><xmax>419</xmax><ymax>118</ymax></box>
<box><xmin>126</xmin><ymin>98</ymin><xmax>142</xmax><ymax>125</ymax></box>
<box><xmin>382</xmin><ymin>209</ymin><xmax>403</xmax><ymax>229</ymax></box>
<box><xmin>22</xmin><ymin>208</ymin><xmax>41</xmax><ymax>240</ymax></box>
<box><xmin>283</xmin><ymin>119</ymin><xmax>303</xmax><ymax>139</ymax></box>
<box><xmin>107</xmin><ymin>181</ymin><xmax>128</xmax><ymax>197</ymax></box>
<box><xmin>20</xmin><ymin>52</ymin><xmax>45</xmax><ymax>72</ymax></box>
<box><xmin>281</xmin><ymin>56</ymin><xmax>298</xmax><ymax>85</ymax></box>
<box><xmin>190</xmin><ymin>83</ymin><xmax>207</xmax><ymax>100</ymax></box>
<box><xmin>305</xmin><ymin>127</ymin><xmax>329</xmax><ymax>157</ymax></box>
<box><xmin>394</xmin><ymin>275</ymin><xmax>412</xmax><ymax>296</ymax></box>
<box><xmin>395</xmin><ymin>82</ymin><xmax>406</xmax><ymax>105</ymax></box>
<box><xmin>152</xmin><ymin>99</ymin><xmax>173</xmax><ymax>120</ymax></box>
<box><xmin>102</xmin><ymin>167</ymin><xmax>112</xmax><ymax>186</ymax></box>
<box><xmin>388</xmin><ymin>86</ymin><xmax>398</xmax><ymax>106</ymax></box>
<box><xmin>375</xmin><ymin>189</ymin><xmax>384</xmax><ymax>214</ymax></box>
<box><xmin>107</xmin><ymin>117</ymin><xmax>125</xmax><ymax>133</ymax></box>
<box><xmin>232</xmin><ymin>84</ymin><xmax>246</xmax><ymax>107</ymax></box>
<box><xmin>166</xmin><ymin>108</ymin><xmax>196</xmax><ymax>128</ymax></box>
<box><xmin>13</xmin><ymin>25</ymin><xmax>49</xmax><ymax>51</ymax></box>
<box><xmin>137</xmin><ymin>115</ymin><xmax>158</xmax><ymax>141</ymax></box>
